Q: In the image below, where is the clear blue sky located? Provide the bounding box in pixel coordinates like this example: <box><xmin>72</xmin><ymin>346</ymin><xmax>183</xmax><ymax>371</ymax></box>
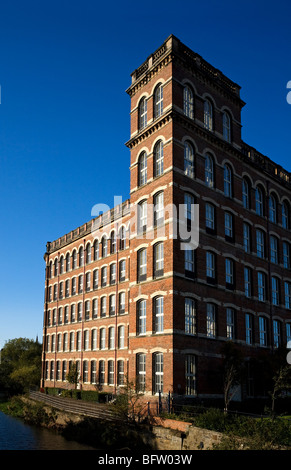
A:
<box><xmin>1</xmin><ymin>0</ymin><xmax>291</xmax><ymax>348</ymax></box>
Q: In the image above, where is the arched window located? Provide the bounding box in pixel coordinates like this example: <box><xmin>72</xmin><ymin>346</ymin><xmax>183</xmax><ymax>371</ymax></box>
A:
<box><xmin>54</xmin><ymin>259</ymin><xmax>58</xmax><ymax>277</ymax></box>
<box><xmin>86</xmin><ymin>243</ymin><xmax>91</xmax><ymax>264</ymax></box>
<box><xmin>72</xmin><ymin>250</ymin><xmax>77</xmax><ymax>269</ymax></box>
<box><xmin>79</xmin><ymin>246</ymin><xmax>84</xmax><ymax>267</ymax></box>
<box><xmin>223</xmin><ymin>164</ymin><xmax>232</xmax><ymax>197</ymax></box>
<box><xmin>183</xmin><ymin>85</ymin><xmax>194</xmax><ymax>119</ymax></box>
<box><xmin>138</xmin><ymin>97</ymin><xmax>147</xmax><ymax>130</ymax></box>
<box><xmin>138</xmin><ymin>152</ymin><xmax>147</xmax><ymax>186</ymax></box>
<box><xmin>153</xmin><ymin>191</ymin><xmax>164</xmax><ymax>227</ymax></box>
<box><xmin>93</xmin><ymin>239</ymin><xmax>99</xmax><ymax>261</ymax></box>
<box><xmin>269</xmin><ymin>194</ymin><xmax>277</xmax><ymax>223</ymax></box>
<box><xmin>138</xmin><ymin>200</ymin><xmax>147</xmax><ymax>233</ymax></box>
<box><xmin>184</xmin><ymin>141</ymin><xmax>194</xmax><ymax>178</ymax></box>
<box><xmin>153</xmin><ymin>242</ymin><xmax>164</xmax><ymax>278</ymax></box>
<box><xmin>154</xmin><ymin>84</ymin><xmax>163</xmax><ymax>118</ymax></box>
<box><xmin>205</xmin><ymin>153</ymin><xmax>214</xmax><ymax>188</ymax></box>
<box><xmin>204</xmin><ymin>99</ymin><xmax>213</xmax><ymax>131</ymax></box>
<box><xmin>110</xmin><ymin>231</ymin><xmax>116</xmax><ymax>254</ymax></box>
<box><xmin>101</xmin><ymin>236</ymin><xmax>107</xmax><ymax>258</ymax></box>
<box><xmin>223</xmin><ymin>111</ymin><xmax>231</xmax><ymax>142</ymax></box>
<box><xmin>255</xmin><ymin>186</ymin><xmax>264</xmax><ymax>216</ymax></box>
<box><xmin>153</xmin><ymin>140</ymin><xmax>164</xmax><ymax>177</ymax></box>
<box><xmin>137</xmin><ymin>300</ymin><xmax>146</xmax><ymax>335</ymax></box>
<box><xmin>137</xmin><ymin>248</ymin><xmax>147</xmax><ymax>282</ymax></box>
<box><xmin>59</xmin><ymin>256</ymin><xmax>64</xmax><ymax>274</ymax></box>
<box><xmin>119</xmin><ymin>226</ymin><xmax>126</xmax><ymax>250</ymax></box>
<box><xmin>282</xmin><ymin>201</ymin><xmax>290</xmax><ymax>229</ymax></box>
<box><xmin>48</xmin><ymin>261</ymin><xmax>53</xmax><ymax>279</ymax></box>
<box><xmin>65</xmin><ymin>253</ymin><xmax>70</xmax><ymax>272</ymax></box>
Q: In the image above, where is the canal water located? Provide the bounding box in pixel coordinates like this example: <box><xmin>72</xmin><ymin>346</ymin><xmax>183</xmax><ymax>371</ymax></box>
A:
<box><xmin>0</xmin><ymin>411</ymin><xmax>96</xmax><ymax>450</ymax></box>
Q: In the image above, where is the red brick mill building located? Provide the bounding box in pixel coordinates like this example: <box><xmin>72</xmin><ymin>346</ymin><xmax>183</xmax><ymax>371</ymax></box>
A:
<box><xmin>41</xmin><ymin>35</ymin><xmax>291</xmax><ymax>404</ymax></box>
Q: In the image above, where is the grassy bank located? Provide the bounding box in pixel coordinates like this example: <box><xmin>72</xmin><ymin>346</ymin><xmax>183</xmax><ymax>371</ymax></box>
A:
<box><xmin>162</xmin><ymin>407</ymin><xmax>291</xmax><ymax>450</ymax></box>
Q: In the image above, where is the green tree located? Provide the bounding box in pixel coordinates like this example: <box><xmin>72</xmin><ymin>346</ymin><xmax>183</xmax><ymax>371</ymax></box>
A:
<box><xmin>270</xmin><ymin>365</ymin><xmax>291</xmax><ymax>414</ymax></box>
<box><xmin>66</xmin><ymin>362</ymin><xmax>79</xmax><ymax>390</ymax></box>
<box><xmin>221</xmin><ymin>341</ymin><xmax>244</xmax><ymax>412</ymax></box>
<box><xmin>0</xmin><ymin>337</ymin><xmax>42</xmax><ymax>395</ymax></box>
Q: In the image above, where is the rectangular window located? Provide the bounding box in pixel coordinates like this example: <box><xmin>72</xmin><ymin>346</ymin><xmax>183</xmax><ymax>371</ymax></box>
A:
<box><xmin>154</xmin><ymin>297</ymin><xmax>164</xmax><ymax>333</ymax></box>
<box><xmin>245</xmin><ymin>313</ymin><xmax>253</xmax><ymax>345</ymax></box>
<box><xmin>258</xmin><ymin>272</ymin><xmax>266</xmax><ymax>302</ymax></box>
<box><xmin>92</xmin><ymin>298</ymin><xmax>98</xmax><ymax>319</ymax></box>
<box><xmin>99</xmin><ymin>361</ymin><xmax>105</xmax><ymax>384</ymax></box>
<box><xmin>205</xmin><ymin>203</ymin><xmax>215</xmax><ymax>230</ymax></box>
<box><xmin>273</xmin><ymin>320</ymin><xmax>281</xmax><ymax>348</ymax></box>
<box><xmin>91</xmin><ymin>330</ymin><xmax>97</xmax><ymax>350</ymax></box>
<box><xmin>259</xmin><ymin>316</ymin><xmax>267</xmax><ymax>346</ymax></box>
<box><xmin>118</xmin><ymin>325</ymin><xmax>125</xmax><ymax>349</ymax></box>
<box><xmin>119</xmin><ymin>260</ymin><xmax>126</xmax><ymax>282</ymax></box>
<box><xmin>225</xmin><ymin>258</ymin><xmax>234</xmax><ymax>286</ymax></box>
<box><xmin>137</xmin><ymin>354</ymin><xmax>146</xmax><ymax>392</ymax></box>
<box><xmin>154</xmin><ymin>192</ymin><xmax>164</xmax><ymax>227</ymax></box>
<box><xmin>78</xmin><ymin>275</ymin><xmax>83</xmax><ymax>294</ymax></box>
<box><xmin>138</xmin><ymin>249</ymin><xmax>147</xmax><ymax>282</ymax></box>
<box><xmin>185</xmin><ymin>355</ymin><xmax>196</xmax><ymax>396</ymax></box>
<box><xmin>101</xmin><ymin>297</ymin><xmax>106</xmax><ymax>317</ymax></box>
<box><xmin>272</xmin><ymin>277</ymin><xmax>279</xmax><ymax>305</ymax></box>
<box><xmin>206</xmin><ymin>252</ymin><xmax>215</xmax><ymax>280</ymax></box>
<box><xmin>226</xmin><ymin>308</ymin><xmax>235</xmax><ymax>339</ymax></box>
<box><xmin>91</xmin><ymin>361</ymin><xmax>97</xmax><ymax>384</ymax></box>
<box><xmin>244</xmin><ymin>267</ymin><xmax>252</xmax><ymax>297</ymax></box>
<box><xmin>100</xmin><ymin>329</ymin><xmax>106</xmax><ymax>350</ymax></box>
<box><xmin>225</xmin><ymin>212</ymin><xmax>233</xmax><ymax>239</ymax></box>
<box><xmin>117</xmin><ymin>361</ymin><xmax>124</xmax><ymax>386</ymax></box>
<box><xmin>108</xmin><ymin>361</ymin><xmax>114</xmax><ymax>385</ymax></box>
<box><xmin>84</xmin><ymin>330</ymin><xmax>89</xmax><ymax>350</ymax></box>
<box><xmin>77</xmin><ymin>331</ymin><xmax>82</xmax><ymax>351</ymax></box>
<box><xmin>109</xmin><ymin>295</ymin><xmax>116</xmax><ymax>316</ymax></box>
<box><xmin>270</xmin><ymin>237</ymin><xmax>278</xmax><ymax>264</ymax></box>
<box><xmin>154</xmin><ymin>243</ymin><xmax>164</xmax><ymax>278</ymax></box>
<box><xmin>85</xmin><ymin>300</ymin><xmax>90</xmax><ymax>320</ymax></box>
<box><xmin>283</xmin><ymin>242</ymin><xmax>290</xmax><ymax>269</ymax></box>
<box><xmin>206</xmin><ymin>303</ymin><xmax>216</xmax><ymax>337</ymax></box>
<box><xmin>285</xmin><ymin>282</ymin><xmax>291</xmax><ymax>309</ymax></box>
<box><xmin>77</xmin><ymin>303</ymin><xmax>82</xmax><ymax>322</ymax></box>
<box><xmin>110</xmin><ymin>264</ymin><xmax>116</xmax><ymax>285</ymax></box>
<box><xmin>243</xmin><ymin>223</ymin><xmax>251</xmax><ymax>253</ymax></box>
<box><xmin>153</xmin><ymin>353</ymin><xmax>163</xmax><ymax>394</ymax></box>
<box><xmin>185</xmin><ymin>246</ymin><xmax>194</xmax><ymax>275</ymax></box>
<box><xmin>93</xmin><ymin>270</ymin><xmax>99</xmax><ymax>289</ymax></box>
<box><xmin>137</xmin><ymin>300</ymin><xmax>146</xmax><ymax>335</ymax></box>
<box><xmin>86</xmin><ymin>272</ymin><xmax>91</xmax><ymax>291</ymax></box>
<box><xmin>256</xmin><ymin>230</ymin><xmax>265</xmax><ymax>258</ymax></box>
<box><xmin>138</xmin><ymin>201</ymin><xmax>147</xmax><ymax>233</ymax></box>
<box><xmin>119</xmin><ymin>292</ymin><xmax>125</xmax><ymax>314</ymax></box>
<box><xmin>109</xmin><ymin>327</ymin><xmax>115</xmax><ymax>349</ymax></box>
<box><xmin>101</xmin><ymin>267</ymin><xmax>107</xmax><ymax>287</ymax></box>
<box><xmin>185</xmin><ymin>298</ymin><xmax>196</xmax><ymax>334</ymax></box>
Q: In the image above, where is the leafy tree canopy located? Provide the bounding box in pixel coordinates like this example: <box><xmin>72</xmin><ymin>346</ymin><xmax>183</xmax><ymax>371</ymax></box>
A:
<box><xmin>0</xmin><ymin>337</ymin><xmax>42</xmax><ymax>394</ymax></box>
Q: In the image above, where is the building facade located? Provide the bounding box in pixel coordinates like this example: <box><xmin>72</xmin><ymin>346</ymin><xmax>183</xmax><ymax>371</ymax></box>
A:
<box><xmin>41</xmin><ymin>35</ymin><xmax>291</xmax><ymax>401</ymax></box>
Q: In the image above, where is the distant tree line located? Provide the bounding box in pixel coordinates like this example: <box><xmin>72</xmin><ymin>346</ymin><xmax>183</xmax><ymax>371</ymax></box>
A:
<box><xmin>0</xmin><ymin>338</ymin><xmax>42</xmax><ymax>395</ymax></box>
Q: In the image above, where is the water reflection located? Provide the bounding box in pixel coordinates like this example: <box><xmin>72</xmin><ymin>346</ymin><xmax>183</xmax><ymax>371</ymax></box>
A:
<box><xmin>0</xmin><ymin>412</ymin><xmax>96</xmax><ymax>450</ymax></box>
